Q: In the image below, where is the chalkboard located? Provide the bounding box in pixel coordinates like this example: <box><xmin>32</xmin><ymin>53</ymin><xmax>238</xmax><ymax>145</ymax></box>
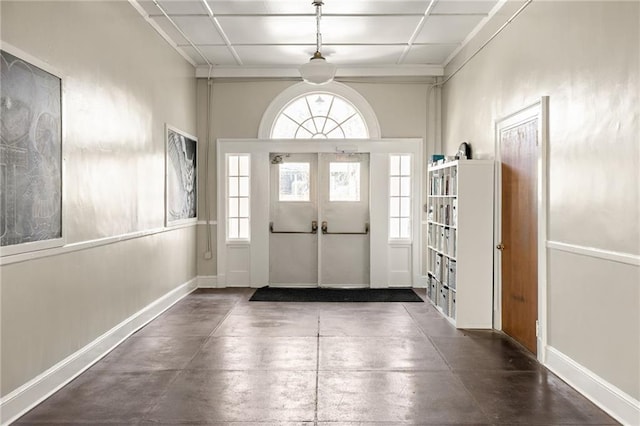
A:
<box><xmin>0</xmin><ymin>50</ymin><xmax>62</xmax><ymax>248</ymax></box>
<box><xmin>165</xmin><ymin>126</ymin><xmax>197</xmax><ymax>225</ymax></box>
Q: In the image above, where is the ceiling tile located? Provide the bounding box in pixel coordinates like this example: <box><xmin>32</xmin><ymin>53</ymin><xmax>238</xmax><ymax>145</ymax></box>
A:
<box><xmin>181</xmin><ymin>45</ymin><xmax>238</xmax><ymax>65</ymax></box>
<box><xmin>150</xmin><ymin>16</ymin><xmax>190</xmax><ymax>45</ymax></box>
<box><xmin>206</xmin><ymin>0</ymin><xmax>429</xmax><ymax>16</ymax></box>
<box><xmin>171</xmin><ymin>16</ymin><xmax>225</xmax><ymax>44</ymax></box>
<box><xmin>233</xmin><ymin>44</ymin><xmax>405</xmax><ymax>66</ymax></box>
<box><xmin>216</xmin><ymin>15</ymin><xmax>421</xmax><ymax>45</ymax></box>
<box><xmin>216</xmin><ymin>16</ymin><xmax>316</xmax><ymax>44</ymax></box>
<box><xmin>320</xmin><ymin>45</ymin><xmax>405</xmax><ymax>65</ymax></box>
<box><xmin>431</xmin><ymin>0</ymin><xmax>498</xmax><ymax>15</ymax></box>
<box><xmin>233</xmin><ymin>45</ymin><xmax>315</xmax><ymax>65</ymax></box>
<box><xmin>323</xmin><ymin>16</ymin><xmax>422</xmax><ymax>44</ymax></box>
<box><xmin>156</xmin><ymin>0</ymin><xmax>208</xmax><ymax>15</ymax></box>
<box><xmin>414</xmin><ymin>14</ymin><xmax>484</xmax><ymax>44</ymax></box>
<box><xmin>206</xmin><ymin>1</ymin><xmax>271</xmax><ymax>15</ymax></box>
<box><xmin>403</xmin><ymin>44</ymin><xmax>457</xmax><ymax>65</ymax></box>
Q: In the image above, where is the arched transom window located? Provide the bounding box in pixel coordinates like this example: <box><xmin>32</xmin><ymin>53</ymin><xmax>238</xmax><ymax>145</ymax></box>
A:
<box><xmin>271</xmin><ymin>93</ymin><xmax>368</xmax><ymax>139</ymax></box>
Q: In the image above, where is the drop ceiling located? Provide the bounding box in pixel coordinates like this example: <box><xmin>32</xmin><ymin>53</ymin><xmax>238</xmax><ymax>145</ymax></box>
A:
<box><xmin>130</xmin><ymin>0</ymin><xmax>503</xmax><ymax>78</ymax></box>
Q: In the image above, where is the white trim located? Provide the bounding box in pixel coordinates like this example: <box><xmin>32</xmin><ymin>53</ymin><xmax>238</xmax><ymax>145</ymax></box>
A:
<box><xmin>0</xmin><ymin>222</ymin><xmax>198</xmax><ymax>267</ymax></box>
<box><xmin>0</xmin><ymin>278</ymin><xmax>197</xmax><ymax>426</ymax></box>
<box><xmin>545</xmin><ymin>346</ymin><xmax>640</xmax><ymax>426</ymax></box>
<box><xmin>197</xmin><ymin>275</ymin><xmax>221</xmax><ymax>288</ymax></box>
<box><xmin>547</xmin><ymin>241</ymin><xmax>640</xmax><ymax>267</ymax></box>
<box><xmin>195</xmin><ymin>64</ymin><xmax>444</xmax><ymax>79</ymax></box>
<box><xmin>258</xmin><ymin>82</ymin><xmax>381</xmax><ymax>139</ymax></box>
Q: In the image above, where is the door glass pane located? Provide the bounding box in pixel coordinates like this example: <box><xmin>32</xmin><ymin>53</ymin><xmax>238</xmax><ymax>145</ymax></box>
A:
<box><xmin>389</xmin><ymin>197</ymin><xmax>400</xmax><ymax>217</ymax></box>
<box><xmin>390</xmin><ymin>177</ymin><xmax>400</xmax><ymax>196</ymax></box>
<box><xmin>239</xmin><ymin>156</ymin><xmax>250</xmax><ymax>175</ymax></box>
<box><xmin>390</xmin><ymin>155</ymin><xmax>400</xmax><ymax>175</ymax></box>
<box><xmin>279</xmin><ymin>162</ymin><xmax>310</xmax><ymax>201</ymax></box>
<box><xmin>239</xmin><ymin>197</ymin><xmax>249</xmax><ymax>217</ymax></box>
<box><xmin>228</xmin><ymin>218</ymin><xmax>239</xmax><ymax>239</ymax></box>
<box><xmin>229</xmin><ymin>155</ymin><xmax>239</xmax><ymax>176</ymax></box>
<box><xmin>229</xmin><ymin>198</ymin><xmax>239</xmax><ymax>217</ymax></box>
<box><xmin>239</xmin><ymin>218</ymin><xmax>249</xmax><ymax>239</ymax></box>
<box><xmin>390</xmin><ymin>218</ymin><xmax>400</xmax><ymax>238</ymax></box>
<box><xmin>400</xmin><ymin>177</ymin><xmax>411</xmax><ymax>196</ymax></box>
<box><xmin>400</xmin><ymin>155</ymin><xmax>411</xmax><ymax>175</ymax></box>
<box><xmin>329</xmin><ymin>162</ymin><xmax>360</xmax><ymax>201</ymax></box>
<box><xmin>239</xmin><ymin>177</ymin><xmax>249</xmax><ymax>197</ymax></box>
<box><xmin>400</xmin><ymin>218</ymin><xmax>411</xmax><ymax>239</ymax></box>
<box><xmin>400</xmin><ymin>198</ymin><xmax>411</xmax><ymax>217</ymax></box>
<box><xmin>229</xmin><ymin>177</ymin><xmax>238</xmax><ymax>196</ymax></box>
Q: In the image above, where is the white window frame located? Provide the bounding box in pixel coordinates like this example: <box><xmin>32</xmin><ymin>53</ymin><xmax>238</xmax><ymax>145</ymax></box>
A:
<box><xmin>226</xmin><ymin>153</ymin><xmax>250</xmax><ymax>242</ymax></box>
<box><xmin>389</xmin><ymin>154</ymin><xmax>412</xmax><ymax>242</ymax></box>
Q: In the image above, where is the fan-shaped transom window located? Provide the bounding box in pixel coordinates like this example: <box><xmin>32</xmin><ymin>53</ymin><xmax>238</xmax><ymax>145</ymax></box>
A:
<box><xmin>271</xmin><ymin>93</ymin><xmax>368</xmax><ymax>139</ymax></box>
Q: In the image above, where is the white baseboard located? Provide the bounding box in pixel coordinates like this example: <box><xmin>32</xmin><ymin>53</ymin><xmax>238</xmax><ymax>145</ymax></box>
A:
<box><xmin>0</xmin><ymin>278</ymin><xmax>197</xmax><ymax>426</ymax></box>
<box><xmin>197</xmin><ymin>275</ymin><xmax>222</xmax><ymax>288</ymax></box>
<box><xmin>545</xmin><ymin>346</ymin><xmax>640</xmax><ymax>426</ymax></box>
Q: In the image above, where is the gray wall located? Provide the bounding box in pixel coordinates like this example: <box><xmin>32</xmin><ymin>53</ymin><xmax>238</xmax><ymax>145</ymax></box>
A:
<box><xmin>196</xmin><ymin>79</ymin><xmax>435</xmax><ymax>277</ymax></box>
<box><xmin>0</xmin><ymin>1</ymin><xmax>197</xmax><ymax>396</ymax></box>
<box><xmin>441</xmin><ymin>1</ymin><xmax>639</xmax><ymax>400</ymax></box>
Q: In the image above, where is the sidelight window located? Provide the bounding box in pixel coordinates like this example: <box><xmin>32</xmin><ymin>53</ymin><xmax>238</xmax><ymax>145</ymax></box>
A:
<box><xmin>227</xmin><ymin>154</ymin><xmax>250</xmax><ymax>240</ymax></box>
<box><xmin>389</xmin><ymin>154</ymin><xmax>412</xmax><ymax>239</ymax></box>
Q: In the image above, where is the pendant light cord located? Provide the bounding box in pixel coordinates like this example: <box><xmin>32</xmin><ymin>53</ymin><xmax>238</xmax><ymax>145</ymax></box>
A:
<box><xmin>314</xmin><ymin>1</ymin><xmax>323</xmax><ymax>55</ymax></box>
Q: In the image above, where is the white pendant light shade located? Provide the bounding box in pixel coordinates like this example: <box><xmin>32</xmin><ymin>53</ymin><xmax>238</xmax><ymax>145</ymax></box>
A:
<box><xmin>300</xmin><ymin>1</ymin><xmax>336</xmax><ymax>85</ymax></box>
<box><xmin>300</xmin><ymin>52</ymin><xmax>337</xmax><ymax>85</ymax></box>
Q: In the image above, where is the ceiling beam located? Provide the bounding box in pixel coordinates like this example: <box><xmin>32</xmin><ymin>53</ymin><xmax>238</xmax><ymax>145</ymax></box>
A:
<box><xmin>195</xmin><ymin>64</ymin><xmax>444</xmax><ymax>79</ymax></box>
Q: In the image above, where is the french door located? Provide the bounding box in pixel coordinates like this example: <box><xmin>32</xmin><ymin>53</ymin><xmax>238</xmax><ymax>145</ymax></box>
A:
<box><xmin>269</xmin><ymin>152</ymin><xmax>370</xmax><ymax>287</ymax></box>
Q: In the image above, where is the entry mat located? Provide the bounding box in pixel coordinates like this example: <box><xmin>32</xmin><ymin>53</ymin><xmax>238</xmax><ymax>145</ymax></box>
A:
<box><xmin>249</xmin><ymin>287</ymin><xmax>424</xmax><ymax>302</ymax></box>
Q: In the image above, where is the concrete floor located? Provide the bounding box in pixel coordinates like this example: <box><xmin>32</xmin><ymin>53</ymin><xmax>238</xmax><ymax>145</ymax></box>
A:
<box><xmin>17</xmin><ymin>288</ymin><xmax>617</xmax><ymax>425</ymax></box>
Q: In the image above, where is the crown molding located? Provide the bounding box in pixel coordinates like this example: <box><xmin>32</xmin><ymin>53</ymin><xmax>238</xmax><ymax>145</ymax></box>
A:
<box><xmin>195</xmin><ymin>64</ymin><xmax>444</xmax><ymax>79</ymax></box>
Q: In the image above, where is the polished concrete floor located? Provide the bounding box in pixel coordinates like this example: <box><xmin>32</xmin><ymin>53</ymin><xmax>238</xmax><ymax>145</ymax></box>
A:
<box><xmin>17</xmin><ymin>288</ymin><xmax>617</xmax><ymax>425</ymax></box>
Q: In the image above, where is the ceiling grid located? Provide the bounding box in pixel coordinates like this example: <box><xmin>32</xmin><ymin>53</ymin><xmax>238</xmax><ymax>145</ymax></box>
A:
<box><xmin>130</xmin><ymin>0</ymin><xmax>503</xmax><ymax>78</ymax></box>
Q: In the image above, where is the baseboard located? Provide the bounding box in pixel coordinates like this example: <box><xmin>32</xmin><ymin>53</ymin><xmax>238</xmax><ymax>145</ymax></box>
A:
<box><xmin>545</xmin><ymin>346</ymin><xmax>640</xmax><ymax>426</ymax></box>
<box><xmin>0</xmin><ymin>278</ymin><xmax>197</xmax><ymax>426</ymax></box>
<box><xmin>197</xmin><ymin>275</ymin><xmax>222</xmax><ymax>288</ymax></box>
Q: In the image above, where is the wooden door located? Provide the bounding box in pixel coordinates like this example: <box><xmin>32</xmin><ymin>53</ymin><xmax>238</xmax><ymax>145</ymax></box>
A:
<box><xmin>499</xmin><ymin>116</ymin><xmax>538</xmax><ymax>354</ymax></box>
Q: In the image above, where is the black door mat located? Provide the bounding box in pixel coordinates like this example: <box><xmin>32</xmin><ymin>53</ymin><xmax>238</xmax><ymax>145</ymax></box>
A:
<box><xmin>249</xmin><ymin>287</ymin><xmax>424</xmax><ymax>302</ymax></box>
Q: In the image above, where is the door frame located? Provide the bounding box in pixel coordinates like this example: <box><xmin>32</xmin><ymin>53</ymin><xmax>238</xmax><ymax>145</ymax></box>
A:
<box><xmin>494</xmin><ymin>96</ymin><xmax>549</xmax><ymax>362</ymax></box>
<box><xmin>216</xmin><ymin>138</ymin><xmax>423</xmax><ymax>289</ymax></box>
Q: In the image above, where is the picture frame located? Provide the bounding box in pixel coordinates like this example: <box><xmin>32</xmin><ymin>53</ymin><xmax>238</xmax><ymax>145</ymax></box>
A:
<box><xmin>165</xmin><ymin>124</ymin><xmax>197</xmax><ymax>226</ymax></box>
<box><xmin>0</xmin><ymin>43</ymin><xmax>64</xmax><ymax>257</ymax></box>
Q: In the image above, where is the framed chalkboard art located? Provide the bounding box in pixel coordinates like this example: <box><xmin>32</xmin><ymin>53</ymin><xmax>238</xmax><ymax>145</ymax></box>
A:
<box><xmin>165</xmin><ymin>125</ymin><xmax>197</xmax><ymax>226</ymax></box>
<box><xmin>1</xmin><ymin>46</ymin><xmax>63</xmax><ymax>256</ymax></box>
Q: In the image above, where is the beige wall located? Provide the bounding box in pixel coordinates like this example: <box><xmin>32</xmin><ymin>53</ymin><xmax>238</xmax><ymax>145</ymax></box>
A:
<box><xmin>441</xmin><ymin>1</ymin><xmax>639</xmax><ymax>399</ymax></box>
<box><xmin>196</xmin><ymin>79</ymin><xmax>434</xmax><ymax>276</ymax></box>
<box><xmin>0</xmin><ymin>1</ymin><xmax>197</xmax><ymax>395</ymax></box>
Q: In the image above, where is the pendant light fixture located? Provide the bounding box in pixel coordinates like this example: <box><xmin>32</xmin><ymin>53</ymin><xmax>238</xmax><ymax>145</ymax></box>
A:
<box><xmin>299</xmin><ymin>0</ymin><xmax>336</xmax><ymax>85</ymax></box>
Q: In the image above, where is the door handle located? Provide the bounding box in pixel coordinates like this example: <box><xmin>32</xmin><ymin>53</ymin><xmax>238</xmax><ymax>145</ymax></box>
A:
<box><xmin>270</xmin><ymin>221</ymin><xmax>318</xmax><ymax>234</ymax></box>
<box><xmin>496</xmin><ymin>243</ymin><xmax>505</xmax><ymax>250</ymax></box>
<box><xmin>321</xmin><ymin>221</ymin><xmax>369</xmax><ymax>235</ymax></box>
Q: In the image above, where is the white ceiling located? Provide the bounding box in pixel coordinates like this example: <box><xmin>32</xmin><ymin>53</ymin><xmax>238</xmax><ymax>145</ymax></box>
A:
<box><xmin>131</xmin><ymin>0</ymin><xmax>503</xmax><ymax>78</ymax></box>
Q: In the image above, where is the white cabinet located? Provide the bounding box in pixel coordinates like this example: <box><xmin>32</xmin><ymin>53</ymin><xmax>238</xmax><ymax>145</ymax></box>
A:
<box><xmin>426</xmin><ymin>160</ymin><xmax>494</xmax><ymax>328</ymax></box>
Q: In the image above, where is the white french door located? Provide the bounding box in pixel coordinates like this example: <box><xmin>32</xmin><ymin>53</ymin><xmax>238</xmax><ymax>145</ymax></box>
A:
<box><xmin>216</xmin><ymin>139</ymin><xmax>422</xmax><ymax>289</ymax></box>
<box><xmin>268</xmin><ymin>153</ymin><xmax>370</xmax><ymax>288</ymax></box>
<box><xmin>318</xmin><ymin>153</ymin><xmax>370</xmax><ymax>287</ymax></box>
